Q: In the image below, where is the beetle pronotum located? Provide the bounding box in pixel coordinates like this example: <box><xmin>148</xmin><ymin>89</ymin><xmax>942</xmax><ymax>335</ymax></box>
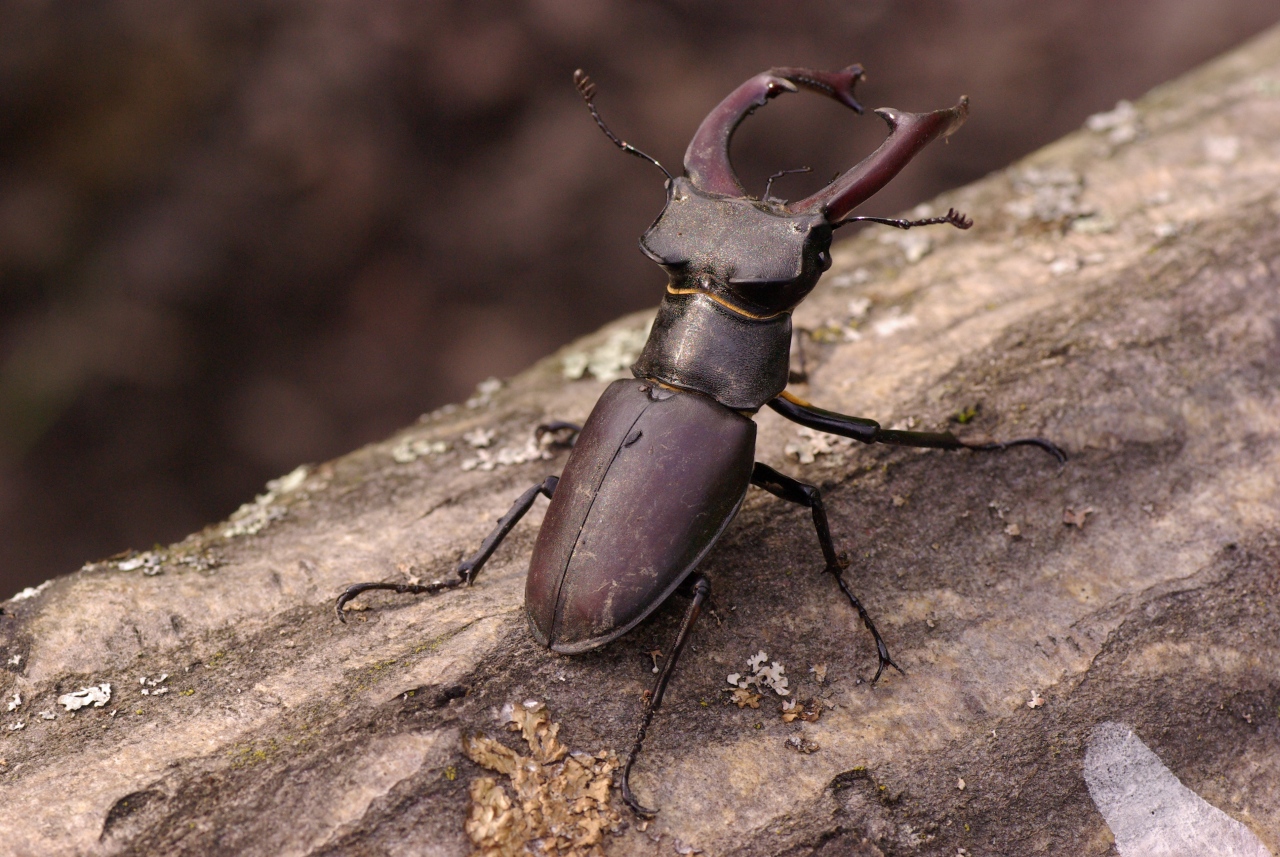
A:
<box><xmin>338</xmin><ymin>65</ymin><xmax>1064</xmax><ymax>816</ymax></box>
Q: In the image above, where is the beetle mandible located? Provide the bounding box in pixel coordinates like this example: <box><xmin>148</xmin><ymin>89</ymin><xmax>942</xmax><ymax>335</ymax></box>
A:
<box><xmin>337</xmin><ymin>65</ymin><xmax>1065</xmax><ymax>816</ymax></box>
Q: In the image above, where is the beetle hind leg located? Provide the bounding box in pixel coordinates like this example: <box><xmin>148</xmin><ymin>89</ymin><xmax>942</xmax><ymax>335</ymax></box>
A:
<box><xmin>335</xmin><ymin>475</ymin><xmax>559</xmax><ymax>622</ymax></box>
<box><xmin>621</xmin><ymin>574</ymin><xmax>711</xmax><ymax>817</ymax></box>
<box><xmin>750</xmin><ymin>462</ymin><xmax>904</xmax><ymax>684</ymax></box>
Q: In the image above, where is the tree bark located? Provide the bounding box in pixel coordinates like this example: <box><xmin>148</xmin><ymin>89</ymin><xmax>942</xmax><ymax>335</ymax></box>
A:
<box><xmin>3</xmin><ymin>26</ymin><xmax>1280</xmax><ymax>857</ymax></box>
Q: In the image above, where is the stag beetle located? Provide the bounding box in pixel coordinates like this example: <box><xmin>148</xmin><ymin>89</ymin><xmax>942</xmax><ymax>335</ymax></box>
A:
<box><xmin>337</xmin><ymin>65</ymin><xmax>1064</xmax><ymax>816</ymax></box>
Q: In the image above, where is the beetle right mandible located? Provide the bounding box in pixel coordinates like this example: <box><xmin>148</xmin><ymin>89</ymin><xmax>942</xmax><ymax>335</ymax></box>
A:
<box><xmin>337</xmin><ymin>65</ymin><xmax>1064</xmax><ymax>816</ymax></box>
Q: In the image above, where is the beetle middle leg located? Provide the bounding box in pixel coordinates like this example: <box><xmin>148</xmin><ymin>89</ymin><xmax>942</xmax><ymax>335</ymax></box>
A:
<box><xmin>768</xmin><ymin>391</ymin><xmax>1067</xmax><ymax>464</ymax></box>
<box><xmin>621</xmin><ymin>573</ymin><xmax>710</xmax><ymax>818</ymax></box>
<box><xmin>750</xmin><ymin>462</ymin><xmax>904</xmax><ymax>685</ymax></box>
<box><xmin>534</xmin><ymin>420</ymin><xmax>582</xmax><ymax>449</ymax></box>
<box><xmin>335</xmin><ymin>475</ymin><xmax>559</xmax><ymax>621</ymax></box>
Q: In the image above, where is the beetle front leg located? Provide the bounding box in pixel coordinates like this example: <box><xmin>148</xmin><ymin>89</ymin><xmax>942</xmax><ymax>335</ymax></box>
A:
<box><xmin>751</xmin><ymin>462</ymin><xmax>904</xmax><ymax>685</ymax></box>
<box><xmin>335</xmin><ymin>475</ymin><xmax>559</xmax><ymax>621</ymax></box>
<box><xmin>621</xmin><ymin>573</ymin><xmax>711</xmax><ymax>818</ymax></box>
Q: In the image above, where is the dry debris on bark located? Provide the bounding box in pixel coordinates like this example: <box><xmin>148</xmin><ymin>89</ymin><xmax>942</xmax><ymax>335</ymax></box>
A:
<box><xmin>462</xmin><ymin>701</ymin><xmax>621</xmax><ymax>857</ymax></box>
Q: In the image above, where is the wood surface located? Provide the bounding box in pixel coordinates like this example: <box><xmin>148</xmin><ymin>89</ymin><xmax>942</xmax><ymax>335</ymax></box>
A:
<box><xmin>3</xmin><ymin>25</ymin><xmax>1280</xmax><ymax>856</ymax></box>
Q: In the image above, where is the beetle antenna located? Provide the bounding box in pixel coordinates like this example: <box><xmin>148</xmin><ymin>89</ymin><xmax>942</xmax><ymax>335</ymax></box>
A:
<box><xmin>574</xmin><ymin>69</ymin><xmax>672</xmax><ymax>180</ymax></box>
<box><xmin>833</xmin><ymin>207</ymin><xmax>973</xmax><ymax>231</ymax></box>
<box><xmin>762</xmin><ymin>166</ymin><xmax>812</xmax><ymax>201</ymax></box>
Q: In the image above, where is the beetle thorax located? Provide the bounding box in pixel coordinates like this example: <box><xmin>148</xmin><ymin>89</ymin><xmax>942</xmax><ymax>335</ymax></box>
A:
<box><xmin>640</xmin><ymin>177</ymin><xmax>833</xmax><ymax>319</ymax></box>
<box><xmin>631</xmin><ymin>177</ymin><xmax>828</xmax><ymax>411</ymax></box>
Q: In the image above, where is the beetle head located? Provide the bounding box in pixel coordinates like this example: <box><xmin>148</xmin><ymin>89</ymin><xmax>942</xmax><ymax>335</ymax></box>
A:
<box><xmin>638</xmin><ymin>66</ymin><xmax>967</xmax><ymax>318</ymax></box>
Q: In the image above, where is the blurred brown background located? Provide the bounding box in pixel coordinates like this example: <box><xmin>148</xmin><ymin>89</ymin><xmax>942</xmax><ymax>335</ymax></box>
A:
<box><xmin>2</xmin><ymin>1</ymin><xmax>1278</xmax><ymax>597</ymax></box>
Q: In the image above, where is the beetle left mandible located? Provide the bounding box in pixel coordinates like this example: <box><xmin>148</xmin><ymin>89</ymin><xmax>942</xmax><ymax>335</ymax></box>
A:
<box><xmin>337</xmin><ymin>65</ymin><xmax>1065</xmax><ymax>817</ymax></box>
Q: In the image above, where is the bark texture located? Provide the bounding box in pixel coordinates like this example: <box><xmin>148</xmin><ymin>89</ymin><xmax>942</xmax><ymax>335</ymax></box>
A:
<box><xmin>3</xmin><ymin>26</ymin><xmax>1280</xmax><ymax>857</ymax></box>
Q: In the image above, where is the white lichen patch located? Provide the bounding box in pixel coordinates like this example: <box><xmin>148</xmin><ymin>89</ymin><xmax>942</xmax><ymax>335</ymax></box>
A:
<box><xmin>1203</xmin><ymin>135</ymin><xmax>1241</xmax><ymax>164</ymax></box>
<box><xmin>1069</xmin><ymin>212</ymin><xmax>1116</xmax><ymax>234</ymax></box>
<box><xmin>1048</xmin><ymin>255</ymin><xmax>1081</xmax><ymax>277</ymax></box>
<box><xmin>7</xmin><ymin>580</ymin><xmax>51</xmax><ymax>603</ymax></box>
<box><xmin>269</xmin><ymin>464</ymin><xmax>308</xmax><ymax>495</ymax></box>
<box><xmin>809</xmin><ymin>320</ymin><xmax>861</xmax><ymax>344</ymax></box>
<box><xmin>7</xmin><ymin>721</ymin><xmax>24</xmax><ymax>731</ymax></box>
<box><xmin>223</xmin><ymin>502</ymin><xmax>286</xmax><ymax>538</ymax></box>
<box><xmin>462</xmin><ymin>700</ymin><xmax>620</xmax><ymax>857</ymax></box>
<box><xmin>784</xmin><ymin>427</ymin><xmax>852</xmax><ymax>465</ymax></box>
<box><xmin>117</xmin><ymin>552</ymin><xmax>165</xmax><ymax>576</ymax></box>
<box><xmin>466</xmin><ymin>377</ymin><xmax>504</xmax><ymax>409</ymax></box>
<box><xmin>38</xmin><ymin>710</ymin><xmax>55</xmax><ymax>721</ymax></box>
<box><xmin>878</xmin><ymin>228</ymin><xmax>933</xmax><ymax>264</ymax></box>
<box><xmin>727</xmin><ymin>651</ymin><xmax>790</xmax><ymax>697</ymax></box>
<box><xmin>222</xmin><ymin>464</ymin><xmax>309</xmax><ymax>538</ymax></box>
<box><xmin>827</xmin><ymin>267</ymin><xmax>871</xmax><ymax>288</ymax></box>
<box><xmin>461</xmin><ymin>436</ymin><xmax>552</xmax><ymax>472</ymax></box>
<box><xmin>1085</xmin><ymin>99</ymin><xmax>1141</xmax><ymax>145</ymax></box>
<box><xmin>464</xmin><ymin>428</ymin><xmax>496</xmax><ymax>449</ymax></box>
<box><xmin>562</xmin><ymin>321</ymin><xmax>652</xmax><ymax>383</ymax></box>
<box><xmin>174</xmin><ymin>550</ymin><xmax>221</xmax><ymax>573</ymax></box>
<box><xmin>390</xmin><ymin>437</ymin><xmax>448</xmax><ymax>463</ymax></box>
<box><xmin>58</xmin><ymin>683</ymin><xmax>112</xmax><ymax>711</ymax></box>
<box><xmin>1004</xmin><ymin>166</ymin><xmax>1090</xmax><ymax>225</ymax></box>
<box><xmin>809</xmin><ymin>296</ymin><xmax>873</xmax><ymax>343</ymax></box>
<box><xmin>6</xmin><ymin>692</ymin><xmax>20</xmax><ymax>712</ymax></box>
<box><xmin>872</xmin><ymin>308</ymin><xmax>920</xmax><ymax>338</ymax></box>
<box><xmin>139</xmin><ymin>674</ymin><xmax>169</xmax><ymax>696</ymax></box>
<box><xmin>784</xmin><ymin>735</ymin><xmax>819</xmax><ymax>754</ymax></box>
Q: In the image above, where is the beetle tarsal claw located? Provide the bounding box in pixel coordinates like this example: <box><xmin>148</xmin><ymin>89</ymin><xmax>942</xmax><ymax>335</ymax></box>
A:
<box><xmin>870</xmin><ymin>638</ymin><xmax>907</xmax><ymax>685</ymax></box>
<box><xmin>963</xmin><ymin>436</ymin><xmax>1068</xmax><ymax>465</ymax></box>
<box><xmin>333</xmin><ymin>578</ymin><xmax>461</xmax><ymax>622</ymax></box>
<box><xmin>622</xmin><ymin>792</ymin><xmax>658</xmax><ymax>818</ymax></box>
<box><xmin>534</xmin><ymin>420</ymin><xmax>582</xmax><ymax>449</ymax></box>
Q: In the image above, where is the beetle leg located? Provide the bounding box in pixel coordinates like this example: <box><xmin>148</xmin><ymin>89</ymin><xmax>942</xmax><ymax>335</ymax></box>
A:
<box><xmin>534</xmin><ymin>420</ymin><xmax>582</xmax><ymax>449</ymax></box>
<box><xmin>767</xmin><ymin>392</ymin><xmax>1067</xmax><ymax>464</ymax></box>
<box><xmin>335</xmin><ymin>475</ymin><xmax>559</xmax><ymax>622</ymax></box>
<box><xmin>750</xmin><ymin>462</ymin><xmax>904</xmax><ymax>685</ymax></box>
<box><xmin>621</xmin><ymin>574</ymin><xmax>711</xmax><ymax>818</ymax></box>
